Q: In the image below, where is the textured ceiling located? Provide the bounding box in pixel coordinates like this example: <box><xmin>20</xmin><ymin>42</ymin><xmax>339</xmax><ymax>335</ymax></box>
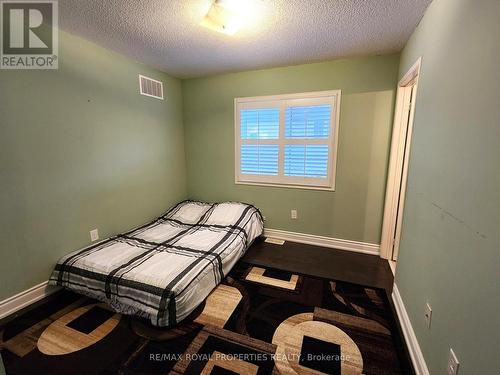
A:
<box><xmin>59</xmin><ymin>0</ymin><xmax>432</xmax><ymax>78</ymax></box>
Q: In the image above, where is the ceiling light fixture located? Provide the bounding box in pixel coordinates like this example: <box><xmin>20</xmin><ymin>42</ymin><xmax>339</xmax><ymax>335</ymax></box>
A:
<box><xmin>200</xmin><ymin>0</ymin><xmax>260</xmax><ymax>35</ymax></box>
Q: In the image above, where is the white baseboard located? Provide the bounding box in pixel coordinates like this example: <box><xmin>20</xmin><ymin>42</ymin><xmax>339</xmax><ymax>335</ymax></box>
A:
<box><xmin>392</xmin><ymin>284</ymin><xmax>430</xmax><ymax>375</ymax></box>
<box><xmin>263</xmin><ymin>228</ymin><xmax>380</xmax><ymax>255</ymax></box>
<box><xmin>0</xmin><ymin>281</ymin><xmax>60</xmax><ymax>320</ymax></box>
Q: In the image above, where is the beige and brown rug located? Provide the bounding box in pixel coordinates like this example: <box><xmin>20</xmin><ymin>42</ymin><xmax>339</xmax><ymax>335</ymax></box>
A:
<box><xmin>0</xmin><ymin>262</ymin><xmax>411</xmax><ymax>375</ymax></box>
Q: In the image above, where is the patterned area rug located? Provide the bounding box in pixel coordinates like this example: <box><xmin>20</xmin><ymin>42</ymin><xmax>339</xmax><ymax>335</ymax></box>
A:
<box><xmin>0</xmin><ymin>262</ymin><xmax>409</xmax><ymax>375</ymax></box>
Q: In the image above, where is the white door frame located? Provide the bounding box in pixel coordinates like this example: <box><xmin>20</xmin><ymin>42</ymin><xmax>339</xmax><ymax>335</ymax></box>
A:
<box><xmin>380</xmin><ymin>57</ymin><xmax>422</xmax><ymax>260</ymax></box>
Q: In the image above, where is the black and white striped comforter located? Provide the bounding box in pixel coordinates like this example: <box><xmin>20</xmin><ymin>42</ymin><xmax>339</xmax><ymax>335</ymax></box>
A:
<box><xmin>48</xmin><ymin>201</ymin><xmax>263</xmax><ymax>327</ymax></box>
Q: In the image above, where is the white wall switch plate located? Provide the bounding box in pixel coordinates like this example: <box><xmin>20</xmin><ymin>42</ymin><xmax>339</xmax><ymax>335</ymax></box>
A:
<box><xmin>265</xmin><ymin>237</ymin><xmax>285</xmax><ymax>245</ymax></box>
<box><xmin>291</xmin><ymin>209</ymin><xmax>298</xmax><ymax>219</ymax></box>
<box><xmin>447</xmin><ymin>348</ymin><xmax>460</xmax><ymax>375</ymax></box>
<box><xmin>424</xmin><ymin>302</ymin><xmax>432</xmax><ymax>329</ymax></box>
<box><xmin>90</xmin><ymin>229</ymin><xmax>99</xmax><ymax>242</ymax></box>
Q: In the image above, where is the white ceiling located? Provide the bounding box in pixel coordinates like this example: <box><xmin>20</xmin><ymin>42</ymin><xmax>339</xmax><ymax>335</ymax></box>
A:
<box><xmin>59</xmin><ymin>0</ymin><xmax>432</xmax><ymax>79</ymax></box>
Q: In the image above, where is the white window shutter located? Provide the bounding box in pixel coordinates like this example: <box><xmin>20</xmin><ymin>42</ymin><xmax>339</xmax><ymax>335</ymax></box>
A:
<box><xmin>235</xmin><ymin>91</ymin><xmax>341</xmax><ymax>190</ymax></box>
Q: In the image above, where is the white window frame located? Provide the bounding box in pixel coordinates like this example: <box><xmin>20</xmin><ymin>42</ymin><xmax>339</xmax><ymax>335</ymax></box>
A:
<box><xmin>234</xmin><ymin>90</ymin><xmax>341</xmax><ymax>191</ymax></box>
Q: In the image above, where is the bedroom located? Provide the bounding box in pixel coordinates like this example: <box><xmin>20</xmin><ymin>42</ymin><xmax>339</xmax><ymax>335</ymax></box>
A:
<box><xmin>0</xmin><ymin>0</ymin><xmax>498</xmax><ymax>374</ymax></box>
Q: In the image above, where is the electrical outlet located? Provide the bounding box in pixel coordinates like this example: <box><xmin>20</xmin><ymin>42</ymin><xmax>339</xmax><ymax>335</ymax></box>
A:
<box><xmin>447</xmin><ymin>348</ymin><xmax>460</xmax><ymax>375</ymax></box>
<box><xmin>291</xmin><ymin>209</ymin><xmax>298</xmax><ymax>219</ymax></box>
<box><xmin>90</xmin><ymin>229</ymin><xmax>99</xmax><ymax>242</ymax></box>
<box><xmin>424</xmin><ymin>302</ymin><xmax>432</xmax><ymax>329</ymax></box>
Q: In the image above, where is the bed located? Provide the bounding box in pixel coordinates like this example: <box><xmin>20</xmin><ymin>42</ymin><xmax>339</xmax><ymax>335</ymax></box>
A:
<box><xmin>48</xmin><ymin>200</ymin><xmax>263</xmax><ymax>327</ymax></box>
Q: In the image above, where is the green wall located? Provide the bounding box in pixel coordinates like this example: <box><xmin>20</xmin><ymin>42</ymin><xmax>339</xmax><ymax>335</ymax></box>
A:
<box><xmin>395</xmin><ymin>0</ymin><xmax>500</xmax><ymax>373</ymax></box>
<box><xmin>182</xmin><ymin>55</ymin><xmax>399</xmax><ymax>244</ymax></box>
<box><xmin>0</xmin><ymin>31</ymin><xmax>187</xmax><ymax>300</ymax></box>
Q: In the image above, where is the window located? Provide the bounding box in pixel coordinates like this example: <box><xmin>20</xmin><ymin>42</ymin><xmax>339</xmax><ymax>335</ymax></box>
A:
<box><xmin>235</xmin><ymin>90</ymin><xmax>341</xmax><ymax>190</ymax></box>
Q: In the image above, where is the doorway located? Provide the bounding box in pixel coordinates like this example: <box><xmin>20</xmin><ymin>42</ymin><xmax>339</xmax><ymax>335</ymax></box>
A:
<box><xmin>380</xmin><ymin>58</ymin><xmax>422</xmax><ymax>272</ymax></box>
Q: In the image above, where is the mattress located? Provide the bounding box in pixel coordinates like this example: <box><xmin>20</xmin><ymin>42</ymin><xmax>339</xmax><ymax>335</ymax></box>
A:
<box><xmin>48</xmin><ymin>200</ymin><xmax>263</xmax><ymax>327</ymax></box>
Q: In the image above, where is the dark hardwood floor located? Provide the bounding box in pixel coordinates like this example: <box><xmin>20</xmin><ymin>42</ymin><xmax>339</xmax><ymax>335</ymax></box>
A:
<box><xmin>242</xmin><ymin>237</ymin><xmax>394</xmax><ymax>293</ymax></box>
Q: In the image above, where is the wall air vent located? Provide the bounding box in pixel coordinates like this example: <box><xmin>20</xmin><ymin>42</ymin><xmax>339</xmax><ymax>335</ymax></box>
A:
<box><xmin>139</xmin><ymin>74</ymin><xmax>164</xmax><ymax>100</ymax></box>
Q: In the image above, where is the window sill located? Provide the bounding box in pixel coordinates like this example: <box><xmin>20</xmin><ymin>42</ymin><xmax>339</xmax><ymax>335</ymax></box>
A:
<box><xmin>235</xmin><ymin>180</ymin><xmax>335</xmax><ymax>192</ymax></box>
